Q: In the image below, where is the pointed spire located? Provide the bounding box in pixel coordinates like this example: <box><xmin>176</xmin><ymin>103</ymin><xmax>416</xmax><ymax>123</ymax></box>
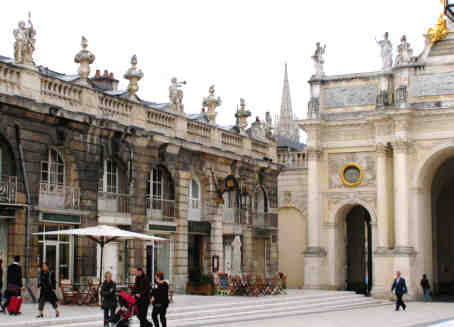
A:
<box><xmin>277</xmin><ymin>63</ymin><xmax>299</xmax><ymax>142</ymax></box>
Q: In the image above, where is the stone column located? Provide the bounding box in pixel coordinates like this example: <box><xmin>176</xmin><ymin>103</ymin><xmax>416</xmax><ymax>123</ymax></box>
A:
<box><xmin>174</xmin><ymin>170</ymin><xmax>190</xmax><ymax>292</ymax></box>
<box><xmin>304</xmin><ymin>147</ymin><xmax>326</xmax><ymax>288</ymax></box>
<box><xmin>393</xmin><ymin>141</ymin><xmax>411</xmax><ymax>252</ymax></box>
<box><xmin>376</xmin><ymin>144</ymin><xmax>390</xmax><ymax>250</ymax></box>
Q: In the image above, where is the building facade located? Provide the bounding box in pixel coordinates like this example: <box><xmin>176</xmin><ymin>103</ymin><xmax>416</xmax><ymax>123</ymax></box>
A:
<box><xmin>279</xmin><ymin>7</ymin><xmax>454</xmax><ymax>298</ymax></box>
<box><xmin>0</xmin><ymin>17</ymin><xmax>280</xmax><ymax>298</ymax></box>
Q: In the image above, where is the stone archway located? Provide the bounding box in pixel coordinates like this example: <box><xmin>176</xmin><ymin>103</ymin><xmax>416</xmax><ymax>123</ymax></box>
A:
<box><xmin>329</xmin><ymin>200</ymin><xmax>376</xmax><ymax>293</ymax></box>
<box><xmin>413</xmin><ymin>144</ymin><xmax>454</xmax><ymax>296</ymax></box>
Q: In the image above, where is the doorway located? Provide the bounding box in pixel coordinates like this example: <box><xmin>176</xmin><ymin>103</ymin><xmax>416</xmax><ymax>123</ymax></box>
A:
<box><xmin>146</xmin><ymin>241</ymin><xmax>172</xmax><ymax>285</ymax></box>
<box><xmin>345</xmin><ymin>205</ymin><xmax>372</xmax><ymax>295</ymax></box>
<box><xmin>188</xmin><ymin>235</ymin><xmax>203</xmax><ymax>278</ymax></box>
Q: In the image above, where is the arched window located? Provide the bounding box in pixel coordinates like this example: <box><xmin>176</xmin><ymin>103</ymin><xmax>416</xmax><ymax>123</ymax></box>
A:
<box><xmin>146</xmin><ymin>167</ymin><xmax>175</xmax><ymax>220</ymax></box>
<box><xmin>101</xmin><ymin>159</ymin><xmax>118</xmax><ymax>193</ymax></box>
<box><xmin>255</xmin><ymin>187</ymin><xmax>268</xmax><ymax>213</ymax></box>
<box><xmin>40</xmin><ymin>148</ymin><xmax>67</xmax><ymax>209</ymax></box>
<box><xmin>41</xmin><ymin>148</ymin><xmax>64</xmax><ymax>186</ymax></box>
<box><xmin>189</xmin><ymin>178</ymin><xmax>200</xmax><ymax>209</ymax></box>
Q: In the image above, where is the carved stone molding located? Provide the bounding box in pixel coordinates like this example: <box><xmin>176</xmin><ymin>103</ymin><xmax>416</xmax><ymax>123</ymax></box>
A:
<box><xmin>307</xmin><ymin>148</ymin><xmax>322</xmax><ymax>161</ymax></box>
<box><xmin>303</xmin><ymin>246</ymin><xmax>327</xmax><ymax>257</ymax></box>
<box><xmin>392</xmin><ymin>246</ymin><xmax>417</xmax><ymax>257</ymax></box>
<box><xmin>326</xmin><ymin>191</ymin><xmax>377</xmax><ymax>224</ymax></box>
<box><xmin>328</xmin><ymin>152</ymin><xmax>376</xmax><ymax>189</ymax></box>
<box><xmin>392</xmin><ymin>140</ymin><xmax>410</xmax><ymax>153</ymax></box>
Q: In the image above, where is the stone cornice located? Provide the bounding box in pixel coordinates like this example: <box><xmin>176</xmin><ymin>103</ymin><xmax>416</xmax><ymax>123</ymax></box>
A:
<box><xmin>306</xmin><ymin>147</ymin><xmax>322</xmax><ymax>161</ymax></box>
<box><xmin>392</xmin><ymin>140</ymin><xmax>410</xmax><ymax>153</ymax></box>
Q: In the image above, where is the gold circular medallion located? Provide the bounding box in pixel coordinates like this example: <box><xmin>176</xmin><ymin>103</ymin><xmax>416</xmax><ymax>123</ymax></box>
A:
<box><xmin>340</xmin><ymin>163</ymin><xmax>363</xmax><ymax>187</ymax></box>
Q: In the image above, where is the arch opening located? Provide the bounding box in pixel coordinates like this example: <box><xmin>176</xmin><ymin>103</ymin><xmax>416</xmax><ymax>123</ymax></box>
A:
<box><xmin>345</xmin><ymin>205</ymin><xmax>372</xmax><ymax>295</ymax></box>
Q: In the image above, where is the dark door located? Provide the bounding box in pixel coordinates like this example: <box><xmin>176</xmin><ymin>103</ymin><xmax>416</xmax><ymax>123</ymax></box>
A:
<box><xmin>346</xmin><ymin>206</ymin><xmax>372</xmax><ymax>294</ymax></box>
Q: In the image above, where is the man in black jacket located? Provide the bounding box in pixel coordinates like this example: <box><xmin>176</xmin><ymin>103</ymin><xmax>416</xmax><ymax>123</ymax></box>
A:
<box><xmin>1</xmin><ymin>256</ymin><xmax>23</xmax><ymax>313</ymax></box>
<box><xmin>391</xmin><ymin>271</ymin><xmax>408</xmax><ymax>311</ymax></box>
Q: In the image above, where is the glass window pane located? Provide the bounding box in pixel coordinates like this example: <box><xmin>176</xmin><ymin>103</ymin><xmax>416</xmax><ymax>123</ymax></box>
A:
<box><xmin>192</xmin><ymin>180</ymin><xmax>199</xmax><ymax>199</ymax></box>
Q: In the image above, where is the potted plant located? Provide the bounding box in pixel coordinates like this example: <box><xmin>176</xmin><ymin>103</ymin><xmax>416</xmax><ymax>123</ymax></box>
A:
<box><xmin>186</xmin><ymin>269</ymin><xmax>214</xmax><ymax>295</ymax></box>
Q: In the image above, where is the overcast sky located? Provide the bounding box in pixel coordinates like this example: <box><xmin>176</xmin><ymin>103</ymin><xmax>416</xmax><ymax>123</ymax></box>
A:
<box><xmin>0</xmin><ymin>0</ymin><xmax>441</xmax><ymax>137</ymax></box>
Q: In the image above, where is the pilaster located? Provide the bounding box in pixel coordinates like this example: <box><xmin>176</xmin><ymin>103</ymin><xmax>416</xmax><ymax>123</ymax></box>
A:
<box><xmin>174</xmin><ymin>170</ymin><xmax>190</xmax><ymax>292</ymax></box>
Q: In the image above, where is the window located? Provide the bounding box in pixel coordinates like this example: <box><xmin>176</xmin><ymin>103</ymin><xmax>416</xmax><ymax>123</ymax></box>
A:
<box><xmin>103</xmin><ymin>160</ymin><xmax>118</xmax><ymax>193</ymax></box>
<box><xmin>151</xmin><ymin>168</ymin><xmax>162</xmax><ymax>199</ymax></box>
<box><xmin>189</xmin><ymin>179</ymin><xmax>200</xmax><ymax>209</ymax></box>
<box><xmin>255</xmin><ymin>188</ymin><xmax>268</xmax><ymax>213</ymax></box>
<box><xmin>41</xmin><ymin>149</ymin><xmax>64</xmax><ymax>185</ymax></box>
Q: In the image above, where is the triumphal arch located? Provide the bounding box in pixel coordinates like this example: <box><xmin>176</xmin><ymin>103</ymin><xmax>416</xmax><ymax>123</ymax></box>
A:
<box><xmin>278</xmin><ymin>2</ymin><xmax>454</xmax><ymax>298</ymax></box>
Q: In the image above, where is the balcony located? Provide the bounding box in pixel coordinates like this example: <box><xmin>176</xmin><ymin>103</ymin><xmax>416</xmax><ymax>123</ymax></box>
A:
<box><xmin>146</xmin><ymin>197</ymin><xmax>176</xmax><ymax>222</ymax></box>
<box><xmin>39</xmin><ymin>183</ymin><xmax>80</xmax><ymax>210</ymax></box>
<box><xmin>0</xmin><ymin>176</ymin><xmax>18</xmax><ymax>205</ymax></box>
<box><xmin>97</xmin><ymin>192</ymin><xmax>130</xmax><ymax>214</ymax></box>
<box><xmin>253</xmin><ymin>212</ymin><xmax>278</xmax><ymax>230</ymax></box>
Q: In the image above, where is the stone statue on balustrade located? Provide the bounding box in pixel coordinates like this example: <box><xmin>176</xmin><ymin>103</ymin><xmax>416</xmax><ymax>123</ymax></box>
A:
<box><xmin>395</xmin><ymin>35</ymin><xmax>414</xmax><ymax>66</ymax></box>
<box><xmin>376</xmin><ymin>32</ymin><xmax>393</xmax><ymax>70</ymax></box>
<box><xmin>169</xmin><ymin>77</ymin><xmax>186</xmax><ymax>112</ymax></box>
<box><xmin>13</xmin><ymin>12</ymin><xmax>36</xmax><ymax>65</ymax></box>
<box><xmin>311</xmin><ymin>42</ymin><xmax>326</xmax><ymax>78</ymax></box>
<box><xmin>265</xmin><ymin>111</ymin><xmax>274</xmax><ymax>139</ymax></box>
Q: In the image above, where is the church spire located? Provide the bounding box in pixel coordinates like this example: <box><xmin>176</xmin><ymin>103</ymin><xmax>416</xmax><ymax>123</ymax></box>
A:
<box><xmin>277</xmin><ymin>63</ymin><xmax>299</xmax><ymax>142</ymax></box>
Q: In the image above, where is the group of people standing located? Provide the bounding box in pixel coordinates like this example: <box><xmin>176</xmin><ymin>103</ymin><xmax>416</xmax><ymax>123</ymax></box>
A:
<box><xmin>101</xmin><ymin>268</ymin><xmax>169</xmax><ymax>327</ymax></box>
<box><xmin>390</xmin><ymin>271</ymin><xmax>432</xmax><ymax>312</ymax></box>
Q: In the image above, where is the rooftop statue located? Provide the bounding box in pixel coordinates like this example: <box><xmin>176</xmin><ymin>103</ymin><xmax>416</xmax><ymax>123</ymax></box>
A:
<box><xmin>124</xmin><ymin>55</ymin><xmax>144</xmax><ymax>97</ymax></box>
<box><xmin>169</xmin><ymin>77</ymin><xmax>186</xmax><ymax>112</ymax></box>
<box><xmin>395</xmin><ymin>35</ymin><xmax>414</xmax><ymax>65</ymax></box>
<box><xmin>311</xmin><ymin>42</ymin><xmax>326</xmax><ymax>78</ymax></box>
<box><xmin>376</xmin><ymin>32</ymin><xmax>393</xmax><ymax>70</ymax></box>
<box><xmin>13</xmin><ymin>12</ymin><xmax>36</xmax><ymax>65</ymax></box>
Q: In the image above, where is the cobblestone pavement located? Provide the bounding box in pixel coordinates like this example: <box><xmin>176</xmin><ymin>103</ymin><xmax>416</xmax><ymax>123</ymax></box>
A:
<box><xmin>0</xmin><ymin>291</ymin><xmax>453</xmax><ymax>327</ymax></box>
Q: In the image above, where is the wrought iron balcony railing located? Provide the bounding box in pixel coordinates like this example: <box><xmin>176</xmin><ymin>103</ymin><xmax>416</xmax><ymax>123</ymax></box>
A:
<box><xmin>0</xmin><ymin>176</ymin><xmax>18</xmax><ymax>205</ymax></box>
<box><xmin>39</xmin><ymin>182</ymin><xmax>80</xmax><ymax>210</ymax></box>
<box><xmin>97</xmin><ymin>191</ymin><xmax>130</xmax><ymax>214</ymax></box>
<box><xmin>146</xmin><ymin>197</ymin><xmax>176</xmax><ymax>221</ymax></box>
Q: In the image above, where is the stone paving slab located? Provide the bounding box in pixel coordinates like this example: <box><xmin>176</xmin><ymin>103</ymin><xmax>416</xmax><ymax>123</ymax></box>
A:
<box><xmin>221</xmin><ymin>302</ymin><xmax>454</xmax><ymax>327</ymax></box>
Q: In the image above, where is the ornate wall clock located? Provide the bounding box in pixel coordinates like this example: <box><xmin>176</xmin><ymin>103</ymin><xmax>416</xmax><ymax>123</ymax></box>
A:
<box><xmin>341</xmin><ymin>162</ymin><xmax>363</xmax><ymax>187</ymax></box>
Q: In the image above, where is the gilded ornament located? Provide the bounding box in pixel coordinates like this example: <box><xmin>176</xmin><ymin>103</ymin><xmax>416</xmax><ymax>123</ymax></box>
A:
<box><xmin>426</xmin><ymin>13</ymin><xmax>449</xmax><ymax>46</ymax></box>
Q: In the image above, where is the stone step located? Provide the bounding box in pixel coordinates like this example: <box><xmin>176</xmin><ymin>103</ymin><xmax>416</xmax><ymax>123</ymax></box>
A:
<box><xmin>1</xmin><ymin>292</ymin><xmax>391</xmax><ymax>327</ymax></box>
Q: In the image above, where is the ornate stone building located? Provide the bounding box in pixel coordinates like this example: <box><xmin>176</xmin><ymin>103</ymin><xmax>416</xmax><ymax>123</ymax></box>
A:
<box><xmin>279</xmin><ymin>4</ymin><xmax>454</xmax><ymax>298</ymax></box>
<box><xmin>0</xmin><ymin>16</ymin><xmax>280</xmax><ymax>298</ymax></box>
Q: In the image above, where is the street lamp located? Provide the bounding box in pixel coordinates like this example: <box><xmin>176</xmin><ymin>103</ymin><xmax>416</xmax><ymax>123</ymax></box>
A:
<box><xmin>444</xmin><ymin>0</ymin><xmax>454</xmax><ymax>22</ymax></box>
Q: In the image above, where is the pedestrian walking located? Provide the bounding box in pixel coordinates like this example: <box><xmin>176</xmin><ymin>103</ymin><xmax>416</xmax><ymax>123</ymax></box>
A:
<box><xmin>101</xmin><ymin>271</ymin><xmax>116</xmax><ymax>327</ymax></box>
<box><xmin>420</xmin><ymin>274</ymin><xmax>431</xmax><ymax>302</ymax></box>
<box><xmin>1</xmin><ymin>255</ymin><xmax>23</xmax><ymax>313</ymax></box>
<box><xmin>151</xmin><ymin>272</ymin><xmax>169</xmax><ymax>327</ymax></box>
<box><xmin>36</xmin><ymin>263</ymin><xmax>59</xmax><ymax>318</ymax></box>
<box><xmin>132</xmin><ymin>267</ymin><xmax>152</xmax><ymax>327</ymax></box>
<box><xmin>391</xmin><ymin>271</ymin><xmax>408</xmax><ymax>311</ymax></box>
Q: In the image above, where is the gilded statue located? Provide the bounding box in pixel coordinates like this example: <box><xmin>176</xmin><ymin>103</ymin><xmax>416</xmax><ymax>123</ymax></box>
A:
<box><xmin>13</xmin><ymin>12</ymin><xmax>36</xmax><ymax>65</ymax></box>
<box><xmin>426</xmin><ymin>13</ymin><xmax>449</xmax><ymax>46</ymax></box>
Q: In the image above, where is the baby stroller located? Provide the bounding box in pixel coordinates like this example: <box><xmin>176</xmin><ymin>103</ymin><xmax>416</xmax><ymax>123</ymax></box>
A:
<box><xmin>110</xmin><ymin>291</ymin><xmax>138</xmax><ymax>327</ymax></box>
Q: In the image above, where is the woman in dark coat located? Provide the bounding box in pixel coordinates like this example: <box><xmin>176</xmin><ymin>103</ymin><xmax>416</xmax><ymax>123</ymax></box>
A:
<box><xmin>36</xmin><ymin>263</ymin><xmax>59</xmax><ymax>318</ymax></box>
<box><xmin>101</xmin><ymin>271</ymin><xmax>116</xmax><ymax>327</ymax></box>
<box><xmin>132</xmin><ymin>267</ymin><xmax>151</xmax><ymax>327</ymax></box>
<box><xmin>151</xmin><ymin>272</ymin><xmax>169</xmax><ymax>327</ymax></box>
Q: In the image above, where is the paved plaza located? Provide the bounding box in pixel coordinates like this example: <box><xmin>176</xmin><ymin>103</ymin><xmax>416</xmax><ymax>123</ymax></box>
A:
<box><xmin>0</xmin><ymin>290</ymin><xmax>453</xmax><ymax>327</ymax></box>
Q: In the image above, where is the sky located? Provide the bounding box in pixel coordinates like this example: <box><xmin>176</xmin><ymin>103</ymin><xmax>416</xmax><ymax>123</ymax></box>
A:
<box><xmin>0</xmin><ymin>0</ymin><xmax>441</xmax><ymax>139</ymax></box>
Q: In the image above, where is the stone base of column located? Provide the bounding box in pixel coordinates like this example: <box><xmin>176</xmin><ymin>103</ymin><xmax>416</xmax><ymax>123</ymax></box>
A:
<box><xmin>372</xmin><ymin>248</ymin><xmax>394</xmax><ymax>298</ymax></box>
<box><xmin>392</xmin><ymin>246</ymin><xmax>417</xmax><ymax>299</ymax></box>
<box><xmin>303</xmin><ymin>247</ymin><xmax>326</xmax><ymax>289</ymax></box>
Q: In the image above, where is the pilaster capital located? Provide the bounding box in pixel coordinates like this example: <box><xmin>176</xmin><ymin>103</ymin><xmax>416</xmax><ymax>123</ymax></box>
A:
<box><xmin>392</xmin><ymin>140</ymin><xmax>410</xmax><ymax>154</ymax></box>
<box><xmin>306</xmin><ymin>147</ymin><xmax>322</xmax><ymax>161</ymax></box>
<box><xmin>376</xmin><ymin>143</ymin><xmax>389</xmax><ymax>157</ymax></box>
